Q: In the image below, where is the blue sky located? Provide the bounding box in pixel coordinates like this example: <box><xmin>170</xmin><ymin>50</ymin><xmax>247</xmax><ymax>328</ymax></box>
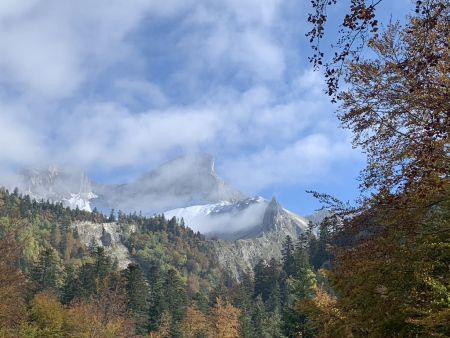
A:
<box><xmin>0</xmin><ymin>0</ymin><xmax>413</xmax><ymax>215</ymax></box>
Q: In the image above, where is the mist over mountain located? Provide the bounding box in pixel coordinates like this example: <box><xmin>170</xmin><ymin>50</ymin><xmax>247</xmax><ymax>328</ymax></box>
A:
<box><xmin>10</xmin><ymin>154</ymin><xmax>310</xmax><ymax>257</ymax></box>
<box><xmin>92</xmin><ymin>154</ymin><xmax>245</xmax><ymax>215</ymax></box>
<box><xmin>16</xmin><ymin>165</ymin><xmax>96</xmax><ymax>211</ymax></box>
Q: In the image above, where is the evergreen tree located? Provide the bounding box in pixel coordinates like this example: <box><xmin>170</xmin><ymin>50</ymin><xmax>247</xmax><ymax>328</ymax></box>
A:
<box><xmin>252</xmin><ymin>295</ymin><xmax>271</xmax><ymax>338</ymax></box>
<box><xmin>164</xmin><ymin>268</ymin><xmax>188</xmax><ymax>322</ymax></box>
<box><xmin>108</xmin><ymin>209</ymin><xmax>115</xmax><ymax>222</ymax></box>
<box><xmin>253</xmin><ymin>259</ymin><xmax>269</xmax><ymax>301</ymax></box>
<box><xmin>93</xmin><ymin>246</ymin><xmax>113</xmax><ymax>279</ymax></box>
<box><xmin>311</xmin><ymin>217</ymin><xmax>333</xmax><ymax>269</ymax></box>
<box><xmin>124</xmin><ymin>263</ymin><xmax>150</xmax><ymax>335</ymax></box>
<box><xmin>61</xmin><ymin>265</ymin><xmax>78</xmax><ymax>305</ymax></box>
<box><xmin>234</xmin><ymin>273</ymin><xmax>255</xmax><ymax>338</ymax></box>
<box><xmin>282</xmin><ymin>235</ymin><xmax>295</xmax><ymax>277</ymax></box>
<box><xmin>148</xmin><ymin>265</ymin><xmax>167</xmax><ymax>332</ymax></box>
<box><xmin>282</xmin><ymin>235</ymin><xmax>317</xmax><ymax>338</ymax></box>
<box><xmin>31</xmin><ymin>247</ymin><xmax>65</xmax><ymax>293</ymax></box>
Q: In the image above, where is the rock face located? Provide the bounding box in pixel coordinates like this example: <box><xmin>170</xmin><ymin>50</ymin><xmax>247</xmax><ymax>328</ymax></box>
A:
<box><xmin>73</xmin><ymin>221</ymin><xmax>134</xmax><ymax>269</ymax></box>
<box><xmin>164</xmin><ymin>197</ymin><xmax>308</xmax><ymax>241</ymax></box>
<box><xmin>15</xmin><ymin>154</ymin><xmax>243</xmax><ymax>215</ymax></box>
<box><xmin>210</xmin><ymin>197</ymin><xmax>308</xmax><ymax>279</ymax></box>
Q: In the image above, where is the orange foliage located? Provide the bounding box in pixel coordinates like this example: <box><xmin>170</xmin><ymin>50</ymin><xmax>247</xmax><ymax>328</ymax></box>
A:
<box><xmin>207</xmin><ymin>298</ymin><xmax>240</xmax><ymax>338</ymax></box>
<box><xmin>0</xmin><ymin>234</ymin><xmax>27</xmax><ymax>333</ymax></box>
<box><xmin>181</xmin><ymin>303</ymin><xmax>207</xmax><ymax>338</ymax></box>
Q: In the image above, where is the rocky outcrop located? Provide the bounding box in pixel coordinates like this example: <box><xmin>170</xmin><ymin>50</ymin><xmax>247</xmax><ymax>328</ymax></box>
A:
<box><xmin>211</xmin><ymin>197</ymin><xmax>308</xmax><ymax>279</ymax></box>
<box><xmin>73</xmin><ymin>221</ymin><xmax>135</xmax><ymax>269</ymax></box>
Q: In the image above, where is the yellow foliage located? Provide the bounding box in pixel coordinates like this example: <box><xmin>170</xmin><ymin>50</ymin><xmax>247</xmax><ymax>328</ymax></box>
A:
<box><xmin>181</xmin><ymin>303</ymin><xmax>207</xmax><ymax>338</ymax></box>
<box><xmin>207</xmin><ymin>298</ymin><xmax>240</xmax><ymax>338</ymax></box>
<box><xmin>30</xmin><ymin>292</ymin><xmax>66</xmax><ymax>337</ymax></box>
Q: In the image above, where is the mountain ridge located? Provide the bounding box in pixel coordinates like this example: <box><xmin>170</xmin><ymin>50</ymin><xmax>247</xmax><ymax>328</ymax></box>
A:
<box><xmin>13</xmin><ymin>154</ymin><xmax>311</xmax><ymax>278</ymax></box>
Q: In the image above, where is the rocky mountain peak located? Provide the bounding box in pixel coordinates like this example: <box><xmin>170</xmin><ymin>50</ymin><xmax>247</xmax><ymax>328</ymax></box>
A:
<box><xmin>268</xmin><ymin>196</ymin><xmax>282</xmax><ymax>211</ymax></box>
<box><xmin>262</xmin><ymin>196</ymin><xmax>284</xmax><ymax>232</ymax></box>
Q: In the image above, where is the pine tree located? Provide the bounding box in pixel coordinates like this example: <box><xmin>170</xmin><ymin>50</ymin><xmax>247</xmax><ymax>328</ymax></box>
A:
<box><xmin>108</xmin><ymin>209</ymin><xmax>115</xmax><ymax>222</ymax></box>
<box><xmin>148</xmin><ymin>265</ymin><xmax>167</xmax><ymax>332</ymax></box>
<box><xmin>93</xmin><ymin>246</ymin><xmax>113</xmax><ymax>279</ymax></box>
<box><xmin>252</xmin><ymin>295</ymin><xmax>270</xmax><ymax>338</ymax></box>
<box><xmin>312</xmin><ymin>217</ymin><xmax>333</xmax><ymax>269</ymax></box>
<box><xmin>164</xmin><ymin>268</ymin><xmax>188</xmax><ymax>322</ymax></box>
<box><xmin>253</xmin><ymin>259</ymin><xmax>269</xmax><ymax>301</ymax></box>
<box><xmin>124</xmin><ymin>263</ymin><xmax>150</xmax><ymax>335</ymax></box>
<box><xmin>282</xmin><ymin>236</ymin><xmax>295</xmax><ymax>277</ymax></box>
<box><xmin>31</xmin><ymin>247</ymin><xmax>65</xmax><ymax>293</ymax></box>
<box><xmin>282</xmin><ymin>235</ymin><xmax>317</xmax><ymax>338</ymax></box>
<box><xmin>61</xmin><ymin>265</ymin><xmax>78</xmax><ymax>305</ymax></box>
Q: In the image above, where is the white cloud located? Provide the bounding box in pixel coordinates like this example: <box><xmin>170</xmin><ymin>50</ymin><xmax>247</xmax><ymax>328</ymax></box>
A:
<box><xmin>0</xmin><ymin>0</ymin><xmax>363</xmax><ymax>197</ymax></box>
<box><xmin>221</xmin><ymin>133</ymin><xmax>359</xmax><ymax>193</ymax></box>
<box><xmin>54</xmin><ymin>102</ymin><xmax>220</xmax><ymax>168</ymax></box>
<box><xmin>0</xmin><ymin>106</ymin><xmax>45</xmax><ymax>164</ymax></box>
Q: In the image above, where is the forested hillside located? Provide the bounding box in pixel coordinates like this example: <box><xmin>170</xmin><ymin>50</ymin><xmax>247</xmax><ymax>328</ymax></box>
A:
<box><xmin>0</xmin><ymin>188</ymin><xmax>331</xmax><ymax>337</ymax></box>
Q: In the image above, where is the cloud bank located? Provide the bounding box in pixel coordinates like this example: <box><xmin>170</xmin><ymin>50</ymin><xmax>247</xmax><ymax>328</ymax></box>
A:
<box><xmin>0</xmin><ymin>0</ymin><xmax>362</xmax><ymax>197</ymax></box>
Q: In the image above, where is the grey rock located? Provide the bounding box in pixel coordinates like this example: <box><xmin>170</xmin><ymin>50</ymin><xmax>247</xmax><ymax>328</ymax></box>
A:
<box><xmin>73</xmin><ymin>221</ymin><xmax>135</xmax><ymax>269</ymax></box>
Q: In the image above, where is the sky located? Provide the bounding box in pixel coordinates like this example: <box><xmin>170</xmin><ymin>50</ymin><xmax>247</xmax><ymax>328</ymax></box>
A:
<box><xmin>0</xmin><ymin>0</ymin><xmax>413</xmax><ymax>215</ymax></box>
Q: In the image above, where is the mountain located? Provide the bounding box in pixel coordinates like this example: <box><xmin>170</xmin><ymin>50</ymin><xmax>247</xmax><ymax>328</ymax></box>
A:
<box><xmin>206</xmin><ymin>197</ymin><xmax>308</xmax><ymax>278</ymax></box>
<box><xmin>18</xmin><ymin>165</ymin><xmax>96</xmax><ymax>212</ymax></box>
<box><xmin>165</xmin><ymin>196</ymin><xmax>308</xmax><ymax>240</ymax></box>
<box><xmin>14</xmin><ymin>154</ymin><xmax>311</xmax><ymax>278</ymax></box>
<box><xmin>92</xmin><ymin>154</ymin><xmax>245</xmax><ymax>214</ymax></box>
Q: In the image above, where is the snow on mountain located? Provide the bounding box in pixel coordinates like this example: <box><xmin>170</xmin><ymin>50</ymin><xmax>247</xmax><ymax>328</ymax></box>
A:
<box><xmin>62</xmin><ymin>192</ymin><xmax>98</xmax><ymax>212</ymax></box>
<box><xmin>164</xmin><ymin>195</ymin><xmax>310</xmax><ymax>278</ymax></box>
<box><xmin>18</xmin><ymin>165</ymin><xmax>96</xmax><ymax>212</ymax></box>
<box><xmin>164</xmin><ymin>197</ymin><xmax>267</xmax><ymax>239</ymax></box>
<box><xmin>164</xmin><ymin>196</ymin><xmax>308</xmax><ymax>241</ymax></box>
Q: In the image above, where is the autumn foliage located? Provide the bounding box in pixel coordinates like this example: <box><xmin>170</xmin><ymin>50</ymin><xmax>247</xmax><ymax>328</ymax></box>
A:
<box><xmin>303</xmin><ymin>1</ymin><xmax>450</xmax><ymax>337</ymax></box>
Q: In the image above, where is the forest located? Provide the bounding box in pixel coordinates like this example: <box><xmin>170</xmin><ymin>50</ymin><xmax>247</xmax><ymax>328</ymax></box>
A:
<box><xmin>0</xmin><ymin>0</ymin><xmax>449</xmax><ymax>337</ymax></box>
<box><xmin>0</xmin><ymin>187</ymin><xmax>332</xmax><ymax>337</ymax></box>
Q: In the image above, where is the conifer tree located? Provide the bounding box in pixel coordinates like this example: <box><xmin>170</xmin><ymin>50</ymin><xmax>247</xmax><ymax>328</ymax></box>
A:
<box><xmin>31</xmin><ymin>247</ymin><xmax>65</xmax><ymax>293</ymax></box>
<box><xmin>282</xmin><ymin>235</ymin><xmax>295</xmax><ymax>277</ymax></box>
<box><xmin>252</xmin><ymin>295</ymin><xmax>270</xmax><ymax>338</ymax></box>
<box><xmin>125</xmin><ymin>263</ymin><xmax>150</xmax><ymax>335</ymax></box>
<box><xmin>61</xmin><ymin>265</ymin><xmax>78</xmax><ymax>305</ymax></box>
<box><xmin>282</xmin><ymin>235</ymin><xmax>317</xmax><ymax>338</ymax></box>
<box><xmin>164</xmin><ymin>268</ymin><xmax>188</xmax><ymax>322</ymax></box>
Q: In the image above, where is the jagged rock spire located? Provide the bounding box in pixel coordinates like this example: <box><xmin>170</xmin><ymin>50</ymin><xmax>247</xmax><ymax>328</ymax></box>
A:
<box><xmin>262</xmin><ymin>196</ymin><xmax>284</xmax><ymax>232</ymax></box>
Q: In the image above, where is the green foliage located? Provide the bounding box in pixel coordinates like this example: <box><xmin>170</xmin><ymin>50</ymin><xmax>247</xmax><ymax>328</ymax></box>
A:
<box><xmin>0</xmin><ymin>187</ymin><xmax>330</xmax><ymax>337</ymax></box>
<box><xmin>30</xmin><ymin>247</ymin><xmax>66</xmax><ymax>293</ymax></box>
<box><xmin>124</xmin><ymin>263</ymin><xmax>150</xmax><ymax>335</ymax></box>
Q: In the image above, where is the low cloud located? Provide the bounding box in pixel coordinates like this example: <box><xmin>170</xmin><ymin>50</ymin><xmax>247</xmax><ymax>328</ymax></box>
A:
<box><xmin>165</xmin><ymin>201</ymin><xmax>268</xmax><ymax>235</ymax></box>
